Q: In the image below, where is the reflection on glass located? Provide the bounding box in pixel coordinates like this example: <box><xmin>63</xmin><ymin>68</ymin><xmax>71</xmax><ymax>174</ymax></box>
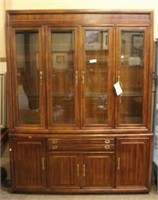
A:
<box><xmin>16</xmin><ymin>31</ymin><xmax>40</xmax><ymax>124</ymax></box>
<box><xmin>155</xmin><ymin>89</ymin><xmax>158</xmax><ymax>132</ymax></box>
<box><xmin>119</xmin><ymin>30</ymin><xmax>144</xmax><ymax>124</ymax></box>
<box><xmin>155</xmin><ymin>80</ymin><xmax>158</xmax><ymax>137</ymax></box>
<box><xmin>51</xmin><ymin>31</ymin><xmax>75</xmax><ymax>124</ymax></box>
<box><xmin>85</xmin><ymin>30</ymin><xmax>109</xmax><ymax>124</ymax></box>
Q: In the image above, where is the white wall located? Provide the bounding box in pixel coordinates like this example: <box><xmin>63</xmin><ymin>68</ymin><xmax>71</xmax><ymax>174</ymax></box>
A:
<box><xmin>5</xmin><ymin>0</ymin><xmax>158</xmax><ymax>10</ymax></box>
<box><xmin>0</xmin><ymin>0</ymin><xmax>5</xmax><ymax>58</ymax></box>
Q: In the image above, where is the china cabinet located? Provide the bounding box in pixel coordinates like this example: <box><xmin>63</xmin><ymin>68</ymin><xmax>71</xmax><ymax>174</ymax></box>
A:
<box><xmin>6</xmin><ymin>10</ymin><xmax>154</xmax><ymax>193</ymax></box>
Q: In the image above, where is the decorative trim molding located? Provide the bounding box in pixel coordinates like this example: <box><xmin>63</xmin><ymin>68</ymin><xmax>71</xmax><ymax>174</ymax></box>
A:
<box><xmin>0</xmin><ymin>62</ymin><xmax>7</xmax><ymax>74</ymax></box>
<box><xmin>0</xmin><ymin>57</ymin><xmax>6</xmax><ymax>62</ymax></box>
<box><xmin>0</xmin><ymin>73</ymin><xmax>6</xmax><ymax>128</ymax></box>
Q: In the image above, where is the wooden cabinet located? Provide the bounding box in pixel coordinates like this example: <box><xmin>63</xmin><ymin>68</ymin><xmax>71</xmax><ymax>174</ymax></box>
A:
<box><xmin>10</xmin><ymin>137</ymin><xmax>46</xmax><ymax>191</ymax></box>
<box><xmin>47</xmin><ymin>138</ymin><xmax>115</xmax><ymax>192</ymax></box>
<box><xmin>47</xmin><ymin>152</ymin><xmax>115</xmax><ymax>191</ymax></box>
<box><xmin>116</xmin><ymin>138</ymin><xmax>150</xmax><ymax>190</ymax></box>
<box><xmin>82</xmin><ymin>152</ymin><xmax>115</xmax><ymax>189</ymax></box>
<box><xmin>47</xmin><ymin>152</ymin><xmax>80</xmax><ymax>189</ymax></box>
<box><xmin>6</xmin><ymin>10</ymin><xmax>154</xmax><ymax>193</ymax></box>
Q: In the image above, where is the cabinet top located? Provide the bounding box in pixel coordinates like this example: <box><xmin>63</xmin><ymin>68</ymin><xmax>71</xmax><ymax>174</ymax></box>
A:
<box><xmin>6</xmin><ymin>9</ymin><xmax>154</xmax><ymax>14</ymax></box>
<box><xmin>6</xmin><ymin>10</ymin><xmax>153</xmax><ymax>26</ymax></box>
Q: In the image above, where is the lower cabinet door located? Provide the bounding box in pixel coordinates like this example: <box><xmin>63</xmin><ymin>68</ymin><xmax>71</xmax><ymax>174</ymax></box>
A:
<box><xmin>47</xmin><ymin>151</ymin><xmax>115</xmax><ymax>190</ymax></box>
<box><xmin>116</xmin><ymin>138</ymin><xmax>150</xmax><ymax>189</ymax></box>
<box><xmin>10</xmin><ymin>137</ymin><xmax>46</xmax><ymax>191</ymax></box>
<box><xmin>82</xmin><ymin>152</ymin><xmax>115</xmax><ymax>189</ymax></box>
<box><xmin>47</xmin><ymin>152</ymin><xmax>81</xmax><ymax>189</ymax></box>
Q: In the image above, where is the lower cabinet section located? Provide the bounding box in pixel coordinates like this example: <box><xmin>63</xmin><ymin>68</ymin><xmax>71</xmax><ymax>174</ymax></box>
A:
<box><xmin>47</xmin><ymin>152</ymin><xmax>115</xmax><ymax>191</ymax></box>
<box><xmin>9</xmin><ymin>135</ymin><xmax>152</xmax><ymax>193</ymax></box>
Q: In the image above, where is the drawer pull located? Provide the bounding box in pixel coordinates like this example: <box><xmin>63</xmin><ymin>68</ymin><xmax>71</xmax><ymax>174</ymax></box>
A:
<box><xmin>83</xmin><ymin>164</ymin><xmax>86</xmax><ymax>177</ymax></box>
<box><xmin>52</xmin><ymin>139</ymin><xmax>58</xmax><ymax>144</ymax></box>
<box><xmin>105</xmin><ymin>140</ymin><xmax>110</xmax><ymax>144</ymax></box>
<box><xmin>117</xmin><ymin>157</ymin><xmax>120</xmax><ymax>170</ymax></box>
<box><xmin>104</xmin><ymin>144</ymin><xmax>110</xmax><ymax>149</ymax></box>
<box><xmin>52</xmin><ymin>145</ymin><xmax>58</xmax><ymax>150</ymax></box>
<box><xmin>41</xmin><ymin>157</ymin><xmax>45</xmax><ymax>170</ymax></box>
<box><xmin>77</xmin><ymin>164</ymin><xmax>80</xmax><ymax>176</ymax></box>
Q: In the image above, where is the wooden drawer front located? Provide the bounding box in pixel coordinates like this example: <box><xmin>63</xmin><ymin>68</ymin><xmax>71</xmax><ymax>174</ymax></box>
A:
<box><xmin>47</xmin><ymin>138</ymin><xmax>114</xmax><ymax>151</ymax></box>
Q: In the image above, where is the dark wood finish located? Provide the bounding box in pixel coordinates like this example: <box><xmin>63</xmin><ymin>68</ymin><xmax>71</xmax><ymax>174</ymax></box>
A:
<box><xmin>47</xmin><ymin>152</ymin><xmax>81</xmax><ymax>189</ymax></box>
<box><xmin>47</xmin><ymin>152</ymin><xmax>114</xmax><ymax>191</ymax></box>
<box><xmin>47</xmin><ymin>138</ymin><xmax>114</xmax><ymax>151</ymax></box>
<box><xmin>10</xmin><ymin>137</ymin><xmax>46</xmax><ymax>191</ymax></box>
<box><xmin>116</xmin><ymin>138</ymin><xmax>150</xmax><ymax>188</ymax></box>
<box><xmin>82</xmin><ymin>152</ymin><xmax>115</xmax><ymax>188</ymax></box>
<box><xmin>6</xmin><ymin>10</ymin><xmax>154</xmax><ymax>193</ymax></box>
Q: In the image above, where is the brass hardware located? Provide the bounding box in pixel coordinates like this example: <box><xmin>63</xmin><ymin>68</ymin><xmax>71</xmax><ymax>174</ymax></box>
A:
<box><xmin>117</xmin><ymin>157</ymin><xmax>120</xmax><ymax>170</ymax></box>
<box><xmin>117</xmin><ymin>71</ymin><xmax>123</xmax><ymax>104</ymax></box>
<box><xmin>81</xmin><ymin>71</ymin><xmax>85</xmax><ymax>84</ymax></box>
<box><xmin>105</xmin><ymin>140</ymin><xmax>110</xmax><ymax>144</ymax></box>
<box><xmin>104</xmin><ymin>144</ymin><xmax>110</xmax><ymax>149</ymax></box>
<box><xmin>83</xmin><ymin>164</ymin><xmax>86</xmax><ymax>177</ymax></box>
<box><xmin>117</xmin><ymin>71</ymin><xmax>120</xmax><ymax>82</ymax></box>
<box><xmin>41</xmin><ymin>157</ymin><xmax>45</xmax><ymax>170</ymax></box>
<box><xmin>75</xmin><ymin>71</ymin><xmax>78</xmax><ymax>84</ymax></box>
<box><xmin>77</xmin><ymin>164</ymin><xmax>80</xmax><ymax>176</ymax></box>
<box><xmin>40</xmin><ymin>71</ymin><xmax>43</xmax><ymax>85</ymax></box>
<box><xmin>52</xmin><ymin>139</ymin><xmax>58</xmax><ymax>144</ymax></box>
<box><xmin>9</xmin><ymin>148</ymin><xmax>12</xmax><ymax>152</ymax></box>
<box><xmin>40</xmin><ymin>71</ymin><xmax>43</xmax><ymax>80</ymax></box>
<box><xmin>52</xmin><ymin>145</ymin><xmax>58</xmax><ymax>150</ymax></box>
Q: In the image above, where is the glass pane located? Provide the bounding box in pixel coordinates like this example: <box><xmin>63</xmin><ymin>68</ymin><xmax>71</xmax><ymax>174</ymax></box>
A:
<box><xmin>16</xmin><ymin>30</ymin><xmax>40</xmax><ymax>124</ymax></box>
<box><xmin>51</xmin><ymin>31</ymin><xmax>75</xmax><ymax>124</ymax></box>
<box><xmin>84</xmin><ymin>30</ymin><xmax>109</xmax><ymax>124</ymax></box>
<box><xmin>119</xmin><ymin>30</ymin><xmax>144</xmax><ymax>124</ymax></box>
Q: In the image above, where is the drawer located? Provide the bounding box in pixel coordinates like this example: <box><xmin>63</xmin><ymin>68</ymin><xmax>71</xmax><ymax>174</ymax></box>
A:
<box><xmin>47</xmin><ymin>138</ymin><xmax>115</xmax><ymax>151</ymax></box>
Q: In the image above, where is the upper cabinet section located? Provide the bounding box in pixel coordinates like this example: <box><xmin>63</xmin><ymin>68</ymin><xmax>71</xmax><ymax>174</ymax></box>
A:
<box><xmin>6</xmin><ymin>10</ymin><xmax>154</xmax><ymax>131</ymax></box>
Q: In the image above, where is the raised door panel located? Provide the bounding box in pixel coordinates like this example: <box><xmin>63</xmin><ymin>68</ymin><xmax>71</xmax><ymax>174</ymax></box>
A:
<box><xmin>82</xmin><ymin>152</ymin><xmax>115</xmax><ymax>188</ymax></box>
<box><xmin>47</xmin><ymin>152</ymin><xmax>81</xmax><ymax>189</ymax></box>
<box><xmin>116</xmin><ymin>138</ymin><xmax>149</xmax><ymax>188</ymax></box>
<box><xmin>11</xmin><ymin>138</ymin><xmax>46</xmax><ymax>190</ymax></box>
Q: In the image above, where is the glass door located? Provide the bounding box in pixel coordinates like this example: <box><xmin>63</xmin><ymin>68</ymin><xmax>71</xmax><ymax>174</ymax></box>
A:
<box><xmin>13</xmin><ymin>29</ymin><xmax>45</xmax><ymax>127</ymax></box>
<box><xmin>82</xmin><ymin>28</ymin><xmax>114</xmax><ymax>127</ymax></box>
<box><xmin>47</xmin><ymin>28</ymin><xmax>79</xmax><ymax>128</ymax></box>
<box><xmin>116</xmin><ymin>27</ymin><xmax>149</xmax><ymax>127</ymax></box>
